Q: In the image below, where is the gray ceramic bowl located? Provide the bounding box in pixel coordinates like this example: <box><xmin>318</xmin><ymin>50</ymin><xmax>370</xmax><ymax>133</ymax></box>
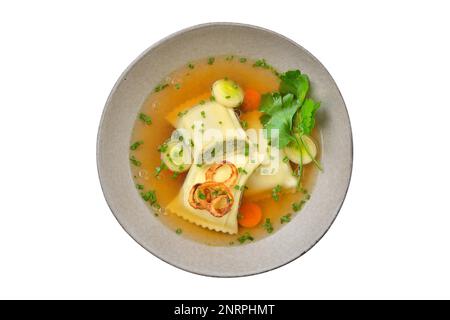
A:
<box><xmin>97</xmin><ymin>23</ymin><xmax>352</xmax><ymax>277</ymax></box>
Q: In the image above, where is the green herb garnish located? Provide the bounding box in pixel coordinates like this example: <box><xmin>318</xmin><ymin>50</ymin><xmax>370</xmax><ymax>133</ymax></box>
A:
<box><xmin>174</xmin><ymin>83</ymin><xmax>181</xmax><ymax>90</ymax></box>
<box><xmin>157</xmin><ymin>142</ymin><xmax>168</xmax><ymax>153</ymax></box>
<box><xmin>280</xmin><ymin>214</ymin><xmax>291</xmax><ymax>224</ymax></box>
<box><xmin>154</xmin><ymin>162</ymin><xmax>167</xmax><ymax>178</ymax></box>
<box><xmin>188</xmin><ymin>63</ymin><xmax>194</xmax><ymax>69</ymax></box>
<box><xmin>198</xmin><ymin>191</ymin><xmax>206</xmax><ymax>200</ymax></box>
<box><xmin>239</xmin><ymin>57</ymin><xmax>247</xmax><ymax>63</ymax></box>
<box><xmin>262</xmin><ymin>218</ymin><xmax>274</xmax><ymax>233</ymax></box>
<box><xmin>210</xmin><ymin>96</ymin><xmax>216</xmax><ymax>102</ymax></box>
<box><xmin>154</xmin><ymin>83</ymin><xmax>169</xmax><ymax>92</ymax></box>
<box><xmin>177</xmin><ymin>110</ymin><xmax>188</xmax><ymax>117</ymax></box>
<box><xmin>201</xmin><ymin>110</ymin><xmax>206</xmax><ymax>118</ymax></box>
<box><xmin>175</xmin><ymin>228</ymin><xmax>183</xmax><ymax>235</ymax></box>
<box><xmin>238</xmin><ymin>167</ymin><xmax>248</xmax><ymax>175</ymax></box>
<box><xmin>259</xmin><ymin>68</ymin><xmax>323</xmax><ymax>189</ymax></box>
<box><xmin>207</xmin><ymin>57</ymin><xmax>215</xmax><ymax>65</ymax></box>
<box><xmin>130</xmin><ymin>140</ymin><xmax>144</xmax><ymax>150</ymax></box>
<box><xmin>240</xmin><ymin>120</ymin><xmax>248</xmax><ymax>130</ymax></box>
<box><xmin>292</xmin><ymin>200</ymin><xmax>305</xmax><ymax>212</ymax></box>
<box><xmin>225</xmin><ymin>55</ymin><xmax>234</xmax><ymax>61</ymax></box>
<box><xmin>130</xmin><ymin>155</ymin><xmax>141</xmax><ymax>167</ymax></box>
<box><xmin>138</xmin><ymin>113</ymin><xmax>152</xmax><ymax>125</ymax></box>
<box><xmin>141</xmin><ymin>190</ymin><xmax>157</xmax><ymax>205</ymax></box>
<box><xmin>136</xmin><ymin>184</ymin><xmax>144</xmax><ymax>190</ymax></box>
<box><xmin>237</xmin><ymin>232</ymin><xmax>254</xmax><ymax>244</ymax></box>
<box><xmin>272</xmin><ymin>184</ymin><xmax>282</xmax><ymax>201</ymax></box>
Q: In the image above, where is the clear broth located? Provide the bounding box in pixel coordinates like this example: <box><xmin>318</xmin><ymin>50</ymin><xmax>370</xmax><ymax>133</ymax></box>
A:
<box><xmin>130</xmin><ymin>56</ymin><xmax>320</xmax><ymax>246</ymax></box>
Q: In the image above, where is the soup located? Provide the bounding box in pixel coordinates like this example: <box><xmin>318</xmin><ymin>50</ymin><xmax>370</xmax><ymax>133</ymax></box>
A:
<box><xmin>129</xmin><ymin>55</ymin><xmax>321</xmax><ymax>246</ymax></box>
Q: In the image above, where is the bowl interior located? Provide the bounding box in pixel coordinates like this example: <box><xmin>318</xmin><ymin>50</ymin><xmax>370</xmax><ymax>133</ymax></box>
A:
<box><xmin>97</xmin><ymin>23</ymin><xmax>352</xmax><ymax>277</ymax></box>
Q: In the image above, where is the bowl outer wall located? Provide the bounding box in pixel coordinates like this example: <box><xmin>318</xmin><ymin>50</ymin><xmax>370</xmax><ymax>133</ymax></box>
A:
<box><xmin>97</xmin><ymin>22</ymin><xmax>353</xmax><ymax>277</ymax></box>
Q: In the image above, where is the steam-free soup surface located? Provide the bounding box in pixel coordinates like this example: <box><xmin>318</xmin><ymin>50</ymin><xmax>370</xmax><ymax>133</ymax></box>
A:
<box><xmin>130</xmin><ymin>56</ymin><xmax>320</xmax><ymax>246</ymax></box>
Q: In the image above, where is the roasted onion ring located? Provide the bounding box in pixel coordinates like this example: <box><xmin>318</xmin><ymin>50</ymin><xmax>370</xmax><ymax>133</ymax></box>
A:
<box><xmin>209</xmin><ymin>195</ymin><xmax>234</xmax><ymax>217</ymax></box>
<box><xmin>205</xmin><ymin>161</ymin><xmax>238</xmax><ymax>187</ymax></box>
<box><xmin>188</xmin><ymin>181</ymin><xmax>234</xmax><ymax>216</ymax></box>
<box><xmin>188</xmin><ymin>183</ymin><xmax>205</xmax><ymax>209</ymax></box>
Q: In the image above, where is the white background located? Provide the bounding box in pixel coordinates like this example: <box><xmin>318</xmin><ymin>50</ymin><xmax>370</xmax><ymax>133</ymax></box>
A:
<box><xmin>1</xmin><ymin>0</ymin><xmax>449</xmax><ymax>300</ymax></box>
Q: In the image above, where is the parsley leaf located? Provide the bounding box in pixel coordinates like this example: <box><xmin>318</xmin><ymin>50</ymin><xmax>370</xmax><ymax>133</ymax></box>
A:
<box><xmin>294</xmin><ymin>98</ymin><xmax>321</xmax><ymax>135</ymax></box>
<box><xmin>260</xmin><ymin>94</ymin><xmax>301</xmax><ymax>148</ymax></box>
<box><xmin>259</xmin><ymin>92</ymin><xmax>283</xmax><ymax>116</ymax></box>
<box><xmin>280</xmin><ymin>70</ymin><xmax>310</xmax><ymax>105</ymax></box>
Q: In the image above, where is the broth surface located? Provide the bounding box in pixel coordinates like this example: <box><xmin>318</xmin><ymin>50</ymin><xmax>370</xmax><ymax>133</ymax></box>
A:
<box><xmin>130</xmin><ymin>56</ymin><xmax>320</xmax><ymax>246</ymax></box>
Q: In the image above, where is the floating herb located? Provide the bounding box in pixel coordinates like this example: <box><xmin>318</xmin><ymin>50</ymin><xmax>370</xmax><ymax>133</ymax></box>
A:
<box><xmin>292</xmin><ymin>200</ymin><xmax>306</xmax><ymax>212</ymax></box>
<box><xmin>207</xmin><ymin>57</ymin><xmax>215</xmax><ymax>65</ymax></box>
<box><xmin>154</xmin><ymin>83</ymin><xmax>168</xmax><ymax>92</ymax></box>
<box><xmin>141</xmin><ymin>190</ymin><xmax>157</xmax><ymax>206</ymax></box>
<box><xmin>262</xmin><ymin>218</ymin><xmax>274</xmax><ymax>233</ymax></box>
<box><xmin>280</xmin><ymin>214</ymin><xmax>292</xmax><ymax>224</ymax></box>
<box><xmin>272</xmin><ymin>184</ymin><xmax>282</xmax><ymax>201</ymax></box>
<box><xmin>130</xmin><ymin>155</ymin><xmax>141</xmax><ymax>167</ymax></box>
<box><xmin>138</xmin><ymin>113</ymin><xmax>152</xmax><ymax>125</ymax></box>
<box><xmin>157</xmin><ymin>142</ymin><xmax>168</xmax><ymax>153</ymax></box>
<box><xmin>130</xmin><ymin>140</ymin><xmax>144</xmax><ymax>150</ymax></box>
<box><xmin>237</xmin><ymin>232</ymin><xmax>254</xmax><ymax>244</ymax></box>
<box><xmin>154</xmin><ymin>162</ymin><xmax>167</xmax><ymax>178</ymax></box>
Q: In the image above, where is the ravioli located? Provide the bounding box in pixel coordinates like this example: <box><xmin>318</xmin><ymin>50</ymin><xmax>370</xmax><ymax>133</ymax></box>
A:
<box><xmin>240</xmin><ymin>111</ymin><xmax>298</xmax><ymax>199</ymax></box>
<box><xmin>166</xmin><ymin>151</ymin><xmax>260</xmax><ymax>234</ymax></box>
<box><xmin>166</xmin><ymin>102</ymin><xmax>262</xmax><ymax>234</ymax></box>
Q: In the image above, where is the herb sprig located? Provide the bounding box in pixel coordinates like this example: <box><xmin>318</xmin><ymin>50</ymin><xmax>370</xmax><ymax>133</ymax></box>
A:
<box><xmin>259</xmin><ymin>69</ymin><xmax>323</xmax><ymax>188</ymax></box>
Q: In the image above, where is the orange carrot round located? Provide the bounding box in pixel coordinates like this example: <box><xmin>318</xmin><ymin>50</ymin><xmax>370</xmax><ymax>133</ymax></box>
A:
<box><xmin>238</xmin><ymin>202</ymin><xmax>262</xmax><ymax>228</ymax></box>
<box><xmin>241</xmin><ymin>88</ymin><xmax>261</xmax><ymax>112</ymax></box>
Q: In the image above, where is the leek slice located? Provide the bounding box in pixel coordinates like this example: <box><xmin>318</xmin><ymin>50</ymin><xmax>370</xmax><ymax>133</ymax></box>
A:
<box><xmin>211</xmin><ymin>79</ymin><xmax>244</xmax><ymax>108</ymax></box>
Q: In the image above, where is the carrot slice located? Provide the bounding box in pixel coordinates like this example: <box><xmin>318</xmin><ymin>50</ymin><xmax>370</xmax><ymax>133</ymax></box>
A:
<box><xmin>241</xmin><ymin>88</ymin><xmax>261</xmax><ymax>112</ymax></box>
<box><xmin>238</xmin><ymin>202</ymin><xmax>262</xmax><ymax>228</ymax></box>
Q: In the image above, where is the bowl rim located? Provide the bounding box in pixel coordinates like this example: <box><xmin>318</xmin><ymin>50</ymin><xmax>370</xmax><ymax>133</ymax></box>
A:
<box><xmin>96</xmin><ymin>22</ymin><xmax>353</xmax><ymax>277</ymax></box>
